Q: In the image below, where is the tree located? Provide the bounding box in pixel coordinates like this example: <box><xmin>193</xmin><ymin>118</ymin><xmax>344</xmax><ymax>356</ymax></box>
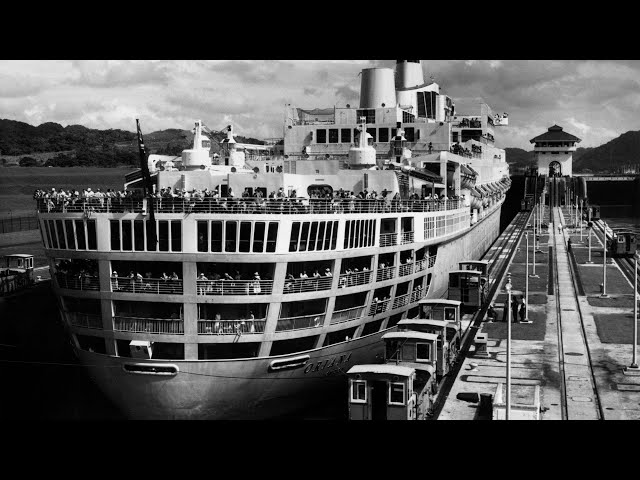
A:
<box><xmin>19</xmin><ymin>156</ymin><xmax>38</xmax><ymax>167</ymax></box>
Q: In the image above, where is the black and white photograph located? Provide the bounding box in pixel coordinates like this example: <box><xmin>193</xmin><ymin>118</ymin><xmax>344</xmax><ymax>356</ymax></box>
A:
<box><xmin>1</xmin><ymin>58</ymin><xmax>640</xmax><ymax>421</ymax></box>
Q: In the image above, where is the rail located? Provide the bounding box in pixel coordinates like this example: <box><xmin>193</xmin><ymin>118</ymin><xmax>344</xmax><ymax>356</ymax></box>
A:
<box><xmin>198</xmin><ymin>318</ymin><xmax>266</xmax><ymax>335</ymax></box>
<box><xmin>197</xmin><ymin>279</ymin><xmax>273</xmax><ymax>296</ymax></box>
<box><xmin>338</xmin><ymin>270</ymin><xmax>372</xmax><ymax>288</ymax></box>
<box><xmin>66</xmin><ymin>312</ymin><xmax>103</xmax><ymax>329</ymax></box>
<box><xmin>368</xmin><ymin>298</ymin><xmax>392</xmax><ymax>316</ymax></box>
<box><xmin>36</xmin><ymin>197</ymin><xmax>463</xmax><ymax>215</ymax></box>
<box><xmin>283</xmin><ymin>276</ymin><xmax>332</xmax><ymax>294</ymax></box>
<box><xmin>376</xmin><ymin>265</ymin><xmax>396</xmax><ymax>282</ymax></box>
<box><xmin>331</xmin><ymin>305</ymin><xmax>367</xmax><ymax>324</ymax></box>
<box><xmin>399</xmin><ymin>262</ymin><xmax>413</xmax><ymax>277</ymax></box>
<box><xmin>380</xmin><ymin>232</ymin><xmax>398</xmax><ymax>247</ymax></box>
<box><xmin>111</xmin><ymin>277</ymin><xmax>183</xmax><ymax>295</ymax></box>
<box><xmin>113</xmin><ymin>316</ymin><xmax>184</xmax><ymax>334</ymax></box>
<box><xmin>56</xmin><ymin>274</ymin><xmax>100</xmax><ymax>291</ymax></box>
<box><xmin>400</xmin><ymin>231</ymin><xmax>415</xmax><ymax>244</ymax></box>
<box><xmin>275</xmin><ymin>313</ymin><xmax>325</xmax><ymax>332</ymax></box>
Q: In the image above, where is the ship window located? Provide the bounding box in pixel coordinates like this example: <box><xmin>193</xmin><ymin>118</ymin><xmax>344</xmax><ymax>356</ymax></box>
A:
<box><xmin>198</xmin><ymin>343</ymin><xmax>260</xmax><ymax>360</ymax></box>
<box><xmin>158</xmin><ymin>220</ymin><xmax>169</xmax><ymax>252</ymax></box>
<box><xmin>110</xmin><ymin>220</ymin><xmax>121</xmax><ymax>250</ymax></box>
<box><xmin>86</xmin><ymin>220</ymin><xmax>97</xmax><ymax>250</ymax></box>
<box><xmin>331</xmin><ymin>221</ymin><xmax>338</xmax><ymax>250</ymax></box>
<box><xmin>270</xmin><ymin>336</ymin><xmax>318</xmax><ymax>356</ymax></box>
<box><xmin>404</xmin><ymin>127</ymin><xmax>415</xmax><ymax>142</ymax></box>
<box><xmin>225</xmin><ymin>221</ymin><xmax>237</xmax><ymax>252</ymax></box>
<box><xmin>134</xmin><ymin>220</ymin><xmax>145</xmax><ymax>251</ymax></box>
<box><xmin>341</xmin><ymin>128</ymin><xmax>351</xmax><ymax>143</ymax></box>
<box><xmin>197</xmin><ymin>221</ymin><xmax>208</xmax><ymax>252</ymax></box>
<box><xmin>75</xmin><ymin>220</ymin><xmax>86</xmax><ymax>250</ymax></box>
<box><xmin>48</xmin><ymin>221</ymin><xmax>57</xmax><ymax>249</ymax></box>
<box><xmin>170</xmin><ymin>221</ymin><xmax>181</xmax><ymax>252</ymax></box>
<box><xmin>391</xmin><ymin>128</ymin><xmax>397</xmax><ymax>138</ymax></box>
<box><xmin>239</xmin><ymin>221</ymin><xmax>252</xmax><ymax>252</ymax></box>
<box><xmin>366</xmin><ymin>128</ymin><xmax>377</xmax><ymax>143</ymax></box>
<box><xmin>211</xmin><ymin>221</ymin><xmax>223</xmax><ymax>252</ymax></box>
<box><xmin>316</xmin><ymin>129</ymin><xmax>326</xmax><ymax>144</ymax></box>
<box><xmin>378</xmin><ymin>128</ymin><xmax>389</xmax><ymax>143</ymax></box>
<box><xmin>344</xmin><ymin>221</ymin><xmax>351</xmax><ymax>249</ymax></box>
<box><xmin>389</xmin><ymin>382</ymin><xmax>405</xmax><ymax>405</ymax></box>
<box><xmin>402</xmin><ymin>111</ymin><xmax>415</xmax><ymax>123</ymax></box>
<box><xmin>55</xmin><ymin>220</ymin><xmax>66</xmax><ymax>249</ymax></box>
<box><xmin>122</xmin><ymin>220</ymin><xmax>132</xmax><ymax>251</ymax></box>
<box><xmin>290</xmin><ymin>222</ymin><xmax>300</xmax><ymax>252</ymax></box>
<box><xmin>329</xmin><ymin>129</ymin><xmax>339</xmax><ymax>143</ymax></box>
<box><xmin>316</xmin><ymin>222</ymin><xmax>325</xmax><ymax>251</ymax></box>
<box><xmin>253</xmin><ymin>222</ymin><xmax>265</xmax><ymax>252</ymax></box>
<box><xmin>299</xmin><ymin>222</ymin><xmax>310</xmax><ymax>252</ymax></box>
<box><xmin>351</xmin><ymin>380</ymin><xmax>367</xmax><ymax>403</ymax></box>
<box><xmin>323</xmin><ymin>326</ymin><xmax>358</xmax><ymax>346</ymax></box>
<box><xmin>308</xmin><ymin>221</ymin><xmax>318</xmax><ymax>251</ymax></box>
<box><xmin>43</xmin><ymin>220</ymin><xmax>53</xmax><ymax>248</ymax></box>
<box><xmin>387</xmin><ymin>313</ymin><xmax>403</xmax><ymax>329</ymax></box>
<box><xmin>362</xmin><ymin>319</ymin><xmax>383</xmax><ymax>336</ymax></box>
<box><xmin>75</xmin><ymin>334</ymin><xmax>106</xmax><ymax>354</ymax></box>
<box><xmin>416</xmin><ymin>342</ymin><xmax>432</xmax><ymax>362</ymax></box>
<box><xmin>323</xmin><ymin>221</ymin><xmax>333</xmax><ymax>250</ymax></box>
<box><xmin>356</xmin><ymin>109</ymin><xmax>376</xmax><ymax>124</ymax></box>
<box><xmin>146</xmin><ymin>220</ymin><xmax>157</xmax><ymax>251</ymax></box>
<box><xmin>64</xmin><ymin>220</ymin><xmax>75</xmax><ymax>250</ymax></box>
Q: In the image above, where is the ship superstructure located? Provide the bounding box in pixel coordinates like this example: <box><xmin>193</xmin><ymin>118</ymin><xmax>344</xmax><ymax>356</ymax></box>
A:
<box><xmin>35</xmin><ymin>60</ymin><xmax>511</xmax><ymax>419</ymax></box>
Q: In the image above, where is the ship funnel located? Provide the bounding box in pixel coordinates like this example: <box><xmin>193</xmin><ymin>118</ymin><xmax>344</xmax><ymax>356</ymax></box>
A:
<box><xmin>395</xmin><ymin>60</ymin><xmax>424</xmax><ymax>89</ymax></box>
<box><xmin>359</xmin><ymin>68</ymin><xmax>396</xmax><ymax>109</ymax></box>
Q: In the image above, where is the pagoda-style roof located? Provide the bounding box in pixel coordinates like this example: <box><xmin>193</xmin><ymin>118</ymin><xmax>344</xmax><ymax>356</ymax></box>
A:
<box><xmin>530</xmin><ymin>124</ymin><xmax>581</xmax><ymax>144</ymax></box>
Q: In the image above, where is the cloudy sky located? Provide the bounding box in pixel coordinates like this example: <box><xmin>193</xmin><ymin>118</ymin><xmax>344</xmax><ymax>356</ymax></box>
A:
<box><xmin>1</xmin><ymin>59</ymin><xmax>638</xmax><ymax>150</ymax></box>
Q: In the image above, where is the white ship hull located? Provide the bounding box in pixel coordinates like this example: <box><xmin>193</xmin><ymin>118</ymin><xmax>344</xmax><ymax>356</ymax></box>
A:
<box><xmin>72</xmin><ymin>204</ymin><xmax>502</xmax><ymax>419</ymax></box>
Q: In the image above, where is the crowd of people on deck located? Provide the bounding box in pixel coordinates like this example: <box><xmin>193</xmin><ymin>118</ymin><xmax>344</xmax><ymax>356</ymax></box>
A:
<box><xmin>35</xmin><ymin>184</ymin><xmax>466</xmax><ymax>214</ymax></box>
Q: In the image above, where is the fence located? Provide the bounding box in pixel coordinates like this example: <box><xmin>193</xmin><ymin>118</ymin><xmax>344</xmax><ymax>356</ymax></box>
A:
<box><xmin>0</xmin><ymin>215</ymin><xmax>39</xmax><ymax>234</ymax></box>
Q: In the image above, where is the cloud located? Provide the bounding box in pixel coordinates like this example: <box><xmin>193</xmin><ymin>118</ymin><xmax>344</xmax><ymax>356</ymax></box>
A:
<box><xmin>70</xmin><ymin>60</ymin><xmax>172</xmax><ymax>88</ymax></box>
<box><xmin>0</xmin><ymin>73</ymin><xmax>49</xmax><ymax>98</ymax></box>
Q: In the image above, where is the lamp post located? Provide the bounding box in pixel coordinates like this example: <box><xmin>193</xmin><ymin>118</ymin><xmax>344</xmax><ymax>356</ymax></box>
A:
<box><xmin>586</xmin><ymin>223</ymin><xmax>593</xmax><ymax>264</ymax></box>
<box><xmin>505</xmin><ymin>273</ymin><xmax>512</xmax><ymax>420</ymax></box>
<box><xmin>525</xmin><ymin>232</ymin><xmax>529</xmax><ymax>322</ymax></box>
<box><xmin>531</xmin><ymin>209</ymin><xmax>539</xmax><ymax>279</ymax></box>
<box><xmin>580</xmin><ymin>201</ymin><xmax>583</xmax><ymax>241</ymax></box>
<box><xmin>601</xmin><ymin>221</ymin><xmax>609</xmax><ymax>298</ymax></box>
<box><xmin>625</xmin><ymin>252</ymin><xmax>640</xmax><ymax>374</ymax></box>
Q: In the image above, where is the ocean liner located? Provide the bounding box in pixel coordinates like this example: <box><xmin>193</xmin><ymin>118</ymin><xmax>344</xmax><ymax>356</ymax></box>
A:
<box><xmin>35</xmin><ymin>60</ymin><xmax>511</xmax><ymax>419</ymax></box>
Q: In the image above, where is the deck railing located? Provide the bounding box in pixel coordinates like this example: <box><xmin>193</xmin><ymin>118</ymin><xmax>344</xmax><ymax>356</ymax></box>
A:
<box><xmin>36</xmin><ymin>197</ymin><xmax>463</xmax><ymax>215</ymax></box>
<box><xmin>66</xmin><ymin>312</ymin><xmax>103</xmax><ymax>329</ymax></box>
<box><xmin>198</xmin><ymin>318</ymin><xmax>266</xmax><ymax>335</ymax></box>
<box><xmin>56</xmin><ymin>274</ymin><xmax>100</xmax><ymax>291</ymax></box>
<box><xmin>379</xmin><ymin>232</ymin><xmax>398</xmax><ymax>247</ymax></box>
<box><xmin>111</xmin><ymin>277</ymin><xmax>183</xmax><ymax>295</ymax></box>
<box><xmin>415</xmin><ymin>258</ymin><xmax>428</xmax><ymax>273</ymax></box>
<box><xmin>376</xmin><ymin>265</ymin><xmax>396</xmax><ymax>282</ymax></box>
<box><xmin>196</xmin><ymin>279</ymin><xmax>273</xmax><ymax>296</ymax></box>
<box><xmin>283</xmin><ymin>276</ymin><xmax>333</xmax><ymax>294</ymax></box>
<box><xmin>331</xmin><ymin>305</ymin><xmax>366</xmax><ymax>324</ymax></box>
<box><xmin>399</xmin><ymin>262</ymin><xmax>413</xmax><ymax>277</ymax></box>
<box><xmin>410</xmin><ymin>287</ymin><xmax>427</xmax><ymax>303</ymax></box>
<box><xmin>276</xmin><ymin>313</ymin><xmax>325</xmax><ymax>332</ymax></box>
<box><xmin>400</xmin><ymin>231</ymin><xmax>414</xmax><ymax>244</ymax></box>
<box><xmin>338</xmin><ymin>270</ymin><xmax>372</xmax><ymax>288</ymax></box>
<box><xmin>368</xmin><ymin>298</ymin><xmax>392</xmax><ymax>316</ymax></box>
<box><xmin>113</xmin><ymin>316</ymin><xmax>184</xmax><ymax>334</ymax></box>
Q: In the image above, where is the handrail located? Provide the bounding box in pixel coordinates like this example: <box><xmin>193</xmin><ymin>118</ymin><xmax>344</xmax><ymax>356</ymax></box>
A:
<box><xmin>376</xmin><ymin>265</ymin><xmax>396</xmax><ymax>282</ymax></box>
<box><xmin>331</xmin><ymin>305</ymin><xmax>366</xmax><ymax>324</ymax></box>
<box><xmin>36</xmin><ymin>197</ymin><xmax>464</xmax><ymax>215</ymax></box>
<box><xmin>400</xmin><ymin>231</ymin><xmax>415</xmax><ymax>244</ymax></box>
<box><xmin>283</xmin><ymin>276</ymin><xmax>332</xmax><ymax>294</ymax></box>
<box><xmin>56</xmin><ymin>273</ymin><xmax>100</xmax><ymax>291</ymax></box>
<box><xmin>66</xmin><ymin>311</ymin><xmax>103</xmax><ymax>329</ymax></box>
<box><xmin>399</xmin><ymin>262</ymin><xmax>414</xmax><ymax>277</ymax></box>
<box><xmin>338</xmin><ymin>270</ymin><xmax>372</xmax><ymax>288</ymax></box>
<box><xmin>380</xmin><ymin>232</ymin><xmax>398</xmax><ymax>247</ymax></box>
<box><xmin>368</xmin><ymin>298</ymin><xmax>392</xmax><ymax>316</ymax></box>
<box><xmin>112</xmin><ymin>277</ymin><xmax>183</xmax><ymax>295</ymax></box>
<box><xmin>113</xmin><ymin>316</ymin><xmax>184</xmax><ymax>334</ymax></box>
<box><xmin>276</xmin><ymin>313</ymin><xmax>325</xmax><ymax>332</ymax></box>
<box><xmin>197</xmin><ymin>279</ymin><xmax>273</xmax><ymax>296</ymax></box>
<box><xmin>198</xmin><ymin>318</ymin><xmax>266</xmax><ymax>334</ymax></box>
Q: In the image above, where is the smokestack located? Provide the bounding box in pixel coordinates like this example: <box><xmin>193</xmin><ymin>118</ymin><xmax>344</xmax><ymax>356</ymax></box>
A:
<box><xmin>359</xmin><ymin>68</ymin><xmax>396</xmax><ymax>109</ymax></box>
<box><xmin>395</xmin><ymin>60</ymin><xmax>424</xmax><ymax>89</ymax></box>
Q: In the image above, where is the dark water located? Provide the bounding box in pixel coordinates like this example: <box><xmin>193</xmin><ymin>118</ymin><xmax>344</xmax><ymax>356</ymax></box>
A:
<box><xmin>599</xmin><ymin>205</ymin><xmax>640</xmax><ymax>233</ymax></box>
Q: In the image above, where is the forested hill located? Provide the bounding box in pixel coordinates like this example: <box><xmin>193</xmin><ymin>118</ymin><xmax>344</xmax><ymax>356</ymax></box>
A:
<box><xmin>0</xmin><ymin>119</ymin><xmax>267</xmax><ymax>167</ymax></box>
<box><xmin>573</xmin><ymin>130</ymin><xmax>640</xmax><ymax>172</ymax></box>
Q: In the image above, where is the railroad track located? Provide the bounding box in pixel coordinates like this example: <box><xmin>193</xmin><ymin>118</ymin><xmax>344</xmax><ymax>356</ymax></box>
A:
<box><xmin>552</xmin><ymin>207</ymin><xmax>603</xmax><ymax>420</ymax></box>
<box><xmin>431</xmin><ymin>209</ymin><xmax>532</xmax><ymax>418</ymax></box>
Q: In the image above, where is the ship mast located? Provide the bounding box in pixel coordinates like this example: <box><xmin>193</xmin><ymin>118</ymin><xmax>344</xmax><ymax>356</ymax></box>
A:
<box><xmin>136</xmin><ymin>119</ymin><xmax>157</xmax><ymax>247</ymax></box>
